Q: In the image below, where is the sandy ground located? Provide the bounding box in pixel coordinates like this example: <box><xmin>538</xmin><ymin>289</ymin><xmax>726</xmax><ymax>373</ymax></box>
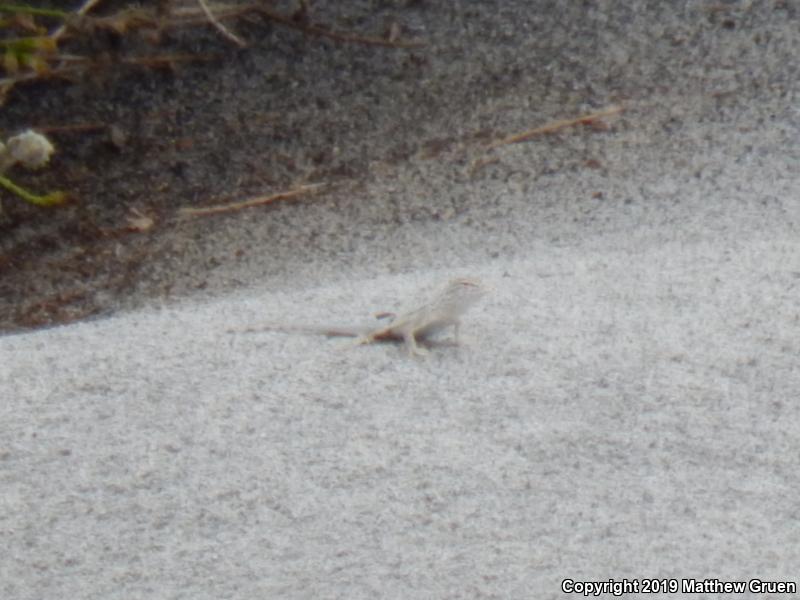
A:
<box><xmin>2</xmin><ymin>1</ymin><xmax>799</xmax><ymax>598</ymax></box>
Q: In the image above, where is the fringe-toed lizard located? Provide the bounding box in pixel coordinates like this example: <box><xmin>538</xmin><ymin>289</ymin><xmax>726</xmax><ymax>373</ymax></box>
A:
<box><xmin>231</xmin><ymin>277</ymin><xmax>488</xmax><ymax>356</ymax></box>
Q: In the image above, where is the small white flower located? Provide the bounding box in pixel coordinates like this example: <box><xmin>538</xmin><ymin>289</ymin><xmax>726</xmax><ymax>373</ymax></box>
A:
<box><xmin>6</xmin><ymin>130</ymin><xmax>55</xmax><ymax>169</ymax></box>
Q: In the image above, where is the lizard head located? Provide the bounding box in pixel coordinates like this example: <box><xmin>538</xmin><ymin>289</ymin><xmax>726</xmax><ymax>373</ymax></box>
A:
<box><xmin>439</xmin><ymin>277</ymin><xmax>489</xmax><ymax>313</ymax></box>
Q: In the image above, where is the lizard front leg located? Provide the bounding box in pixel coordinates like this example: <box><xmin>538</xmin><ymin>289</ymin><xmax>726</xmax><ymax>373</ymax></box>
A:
<box><xmin>403</xmin><ymin>330</ymin><xmax>429</xmax><ymax>356</ymax></box>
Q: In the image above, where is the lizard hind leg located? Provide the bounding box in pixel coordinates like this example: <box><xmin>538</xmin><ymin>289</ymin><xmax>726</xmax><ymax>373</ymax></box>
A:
<box><xmin>350</xmin><ymin>333</ymin><xmax>374</xmax><ymax>348</ymax></box>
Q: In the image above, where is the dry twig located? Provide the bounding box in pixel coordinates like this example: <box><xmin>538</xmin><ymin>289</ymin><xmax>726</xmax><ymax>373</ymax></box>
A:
<box><xmin>50</xmin><ymin>0</ymin><xmax>104</xmax><ymax>41</ymax></box>
<box><xmin>485</xmin><ymin>105</ymin><xmax>624</xmax><ymax>151</ymax></box>
<box><xmin>178</xmin><ymin>182</ymin><xmax>327</xmax><ymax>217</ymax></box>
<box><xmin>170</xmin><ymin>3</ymin><xmax>424</xmax><ymax>48</ymax></box>
<box><xmin>196</xmin><ymin>0</ymin><xmax>246</xmax><ymax>47</ymax></box>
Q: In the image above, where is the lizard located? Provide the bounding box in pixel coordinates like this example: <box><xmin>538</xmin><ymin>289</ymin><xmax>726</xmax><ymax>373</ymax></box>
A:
<box><xmin>230</xmin><ymin>277</ymin><xmax>488</xmax><ymax>356</ymax></box>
